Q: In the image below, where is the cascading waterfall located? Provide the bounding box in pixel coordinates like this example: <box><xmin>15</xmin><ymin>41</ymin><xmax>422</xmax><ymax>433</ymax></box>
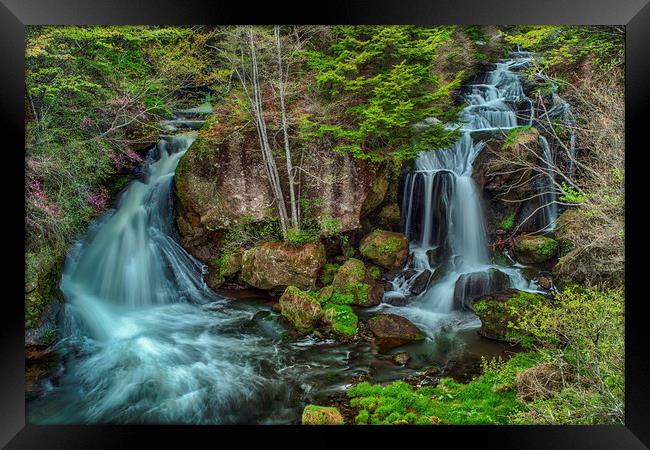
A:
<box><xmin>388</xmin><ymin>49</ymin><xmax>540</xmax><ymax>330</ymax></box>
<box><xmin>537</xmin><ymin>135</ymin><xmax>558</xmax><ymax>231</ymax></box>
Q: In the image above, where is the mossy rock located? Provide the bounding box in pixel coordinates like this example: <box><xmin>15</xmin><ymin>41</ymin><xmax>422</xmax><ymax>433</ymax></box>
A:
<box><xmin>554</xmin><ymin>208</ymin><xmax>583</xmax><ymax>255</ymax></box>
<box><xmin>331</xmin><ymin>258</ymin><xmax>383</xmax><ymax>306</ymax></box>
<box><xmin>241</xmin><ymin>241</ymin><xmax>326</xmax><ymax>291</ymax></box>
<box><xmin>512</xmin><ymin>235</ymin><xmax>559</xmax><ymax>264</ymax></box>
<box><xmin>301</xmin><ymin>405</ymin><xmax>344</xmax><ymax>425</ymax></box>
<box><xmin>323</xmin><ymin>303</ymin><xmax>358</xmax><ymax>336</ymax></box>
<box><xmin>320</xmin><ymin>263</ymin><xmax>341</xmax><ymax>286</ymax></box>
<box><xmin>471</xmin><ymin>289</ymin><xmax>547</xmax><ymax>343</ymax></box>
<box><xmin>279</xmin><ymin>286</ymin><xmax>323</xmax><ymax>333</ymax></box>
<box><xmin>377</xmin><ymin>203</ymin><xmax>401</xmax><ymax>230</ymax></box>
<box><xmin>360</xmin><ymin>171</ymin><xmax>389</xmax><ymax>217</ymax></box>
<box><xmin>359</xmin><ymin>230</ymin><xmax>409</xmax><ymax>270</ymax></box>
<box><xmin>367</xmin><ymin>314</ymin><xmax>425</xmax><ymax>351</ymax></box>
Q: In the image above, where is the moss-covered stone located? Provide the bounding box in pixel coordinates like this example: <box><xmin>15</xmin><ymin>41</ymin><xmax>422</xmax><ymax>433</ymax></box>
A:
<box><xmin>318</xmin><ymin>285</ymin><xmax>334</xmax><ymax>303</ymax></box>
<box><xmin>471</xmin><ymin>289</ymin><xmax>547</xmax><ymax>343</ymax></box>
<box><xmin>241</xmin><ymin>241</ymin><xmax>326</xmax><ymax>291</ymax></box>
<box><xmin>331</xmin><ymin>258</ymin><xmax>383</xmax><ymax>306</ymax></box>
<box><xmin>377</xmin><ymin>203</ymin><xmax>401</xmax><ymax>230</ymax></box>
<box><xmin>301</xmin><ymin>405</ymin><xmax>344</xmax><ymax>425</ymax></box>
<box><xmin>367</xmin><ymin>314</ymin><xmax>425</xmax><ymax>351</ymax></box>
<box><xmin>323</xmin><ymin>303</ymin><xmax>358</xmax><ymax>336</ymax></box>
<box><xmin>359</xmin><ymin>230</ymin><xmax>409</xmax><ymax>270</ymax></box>
<box><xmin>361</xmin><ymin>170</ymin><xmax>389</xmax><ymax>217</ymax></box>
<box><xmin>279</xmin><ymin>286</ymin><xmax>323</xmax><ymax>333</ymax></box>
<box><xmin>512</xmin><ymin>235</ymin><xmax>559</xmax><ymax>264</ymax></box>
<box><xmin>320</xmin><ymin>263</ymin><xmax>341</xmax><ymax>286</ymax></box>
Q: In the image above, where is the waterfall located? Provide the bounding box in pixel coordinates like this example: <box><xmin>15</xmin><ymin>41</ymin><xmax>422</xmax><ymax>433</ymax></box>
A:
<box><xmin>390</xmin><ymin>49</ymin><xmax>539</xmax><ymax>328</ymax></box>
<box><xmin>537</xmin><ymin>135</ymin><xmax>558</xmax><ymax>231</ymax></box>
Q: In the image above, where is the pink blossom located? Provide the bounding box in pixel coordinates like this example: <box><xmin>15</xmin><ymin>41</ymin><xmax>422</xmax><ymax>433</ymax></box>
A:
<box><xmin>87</xmin><ymin>187</ymin><xmax>108</xmax><ymax>210</ymax></box>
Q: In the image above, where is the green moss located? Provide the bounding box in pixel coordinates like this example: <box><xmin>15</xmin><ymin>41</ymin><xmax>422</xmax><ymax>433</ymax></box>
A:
<box><xmin>369</xmin><ymin>266</ymin><xmax>382</xmax><ymax>280</ymax></box>
<box><xmin>323</xmin><ymin>303</ymin><xmax>358</xmax><ymax>336</ymax></box>
<box><xmin>279</xmin><ymin>286</ymin><xmax>323</xmax><ymax>333</ymax></box>
<box><xmin>302</xmin><ymin>405</ymin><xmax>345</xmax><ymax>425</ymax></box>
<box><xmin>498</xmin><ymin>213</ymin><xmax>515</xmax><ymax>231</ymax></box>
<box><xmin>346</xmin><ymin>352</ymin><xmax>541</xmax><ymax>425</ymax></box>
<box><xmin>331</xmin><ymin>258</ymin><xmax>375</xmax><ymax>305</ymax></box>
<box><xmin>320</xmin><ymin>263</ymin><xmax>341</xmax><ymax>286</ymax></box>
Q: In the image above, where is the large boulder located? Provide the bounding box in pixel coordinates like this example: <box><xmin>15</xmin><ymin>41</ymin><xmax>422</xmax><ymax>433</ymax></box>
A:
<box><xmin>331</xmin><ymin>258</ymin><xmax>383</xmax><ymax>306</ymax></box>
<box><xmin>453</xmin><ymin>268</ymin><xmax>509</xmax><ymax>310</ymax></box>
<box><xmin>470</xmin><ymin>289</ymin><xmax>547</xmax><ymax>342</ymax></box>
<box><xmin>512</xmin><ymin>235</ymin><xmax>559</xmax><ymax>264</ymax></box>
<box><xmin>301</xmin><ymin>405</ymin><xmax>344</xmax><ymax>425</ymax></box>
<box><xmin>241</xmin><ymin>241</ymin><xmax>326</xmax><ymax>291</ymax></box>
<box><xmin>279</xmin><ymin>286</ymin><xmax>323</xmax><ymax>333</ymax></box>
<box><xmin>359</xmin><ymin>230</ymin><xmax>409</xmax><ymax>270</ymax></box>
<box><xmin>376</xmin><ymin>203</ymin><xmax>402</xmax><ymax>231</ymax></box>
<box><xmin>367</xmin><ymin>314</ymin><xmax>425</xmax><ymax>351</ymax></box>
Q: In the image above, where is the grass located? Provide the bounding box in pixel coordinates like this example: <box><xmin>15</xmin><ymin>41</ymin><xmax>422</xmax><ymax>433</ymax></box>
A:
<box><xmin>347</xmin><ymin>352</ymin><xmax>542</xmax><ymax>425</ymax></box>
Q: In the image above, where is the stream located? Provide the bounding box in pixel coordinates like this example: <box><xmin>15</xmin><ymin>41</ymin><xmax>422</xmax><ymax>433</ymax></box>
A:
<box><xmin>27</xmin><ymin>49</ymin><xmax>551</xmax><ymax>425</ymax></box>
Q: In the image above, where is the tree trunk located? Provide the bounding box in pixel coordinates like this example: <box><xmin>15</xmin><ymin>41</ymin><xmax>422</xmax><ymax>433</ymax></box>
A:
<box><xmin>275</xmin><ymin>26</ymin><xmax>299</xmax><ymax>230</ymax></box>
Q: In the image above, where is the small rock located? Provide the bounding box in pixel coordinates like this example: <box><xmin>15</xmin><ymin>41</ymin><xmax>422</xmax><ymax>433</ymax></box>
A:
<box><xmin>367</xmin><ymin>314</ymin><xmax>425</xmax><ymax>351</ymax></box>
<box><xmin>410</xmin><ymin>270</ymin><xmax>432</xmax><ymax>295</ymax></box>
<box><xmin>301</xmin><ymin>405</ymin><xmax>344</xmax><ymax>425</ymax></box>
<box><xmin>392</xmin><ymin>352</ymin><xmax>411</xmax><ymax>365</ymax></box>
<box><xmin>538</xmin><ymin>275</ymin><xmax>553</xmax><ymax>290</ymax></box>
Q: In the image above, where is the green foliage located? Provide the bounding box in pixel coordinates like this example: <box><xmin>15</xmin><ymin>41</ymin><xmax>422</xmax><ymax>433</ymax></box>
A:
<box><xmin>502</xmin><ymin>125</ymin><xmax>534</xmax><ymax>150</ymax></box>
<box><xmin>509</xmin><ymin>287</ymin><xmax>625</xmax><ymax>424</ymax></box>
<box><xmin>368</xmin><ymin>266</ymin><xmax>382</xmax><ymax>280</ymax></box>
<box><xmin>323</xmin><ymin>303</ymin><xmax>358</xmax><ymax>336</ymax></box>
<box><xmin>559</xmin><ymin>182</ymin><xmax>586</xmax><ymax>204</ymax></box>
<box><xmin>218</xmin><ymin>217</ymin><xmax>283</xmax><ymax>254</ymax></box>
<box><xmin>497</xmin><ymin>213</ymin><xmax>515</xmax><ymax>231</ymax></box>
<box><xmin>301</xmin><ymin>26</ymin><xmax>468</xmax><ymax>163</ymax></box>
<box><xmin>347</xmin><ymin>352</ymin><xmax>540</xmax><ymax>424</ymax></box>
<box><xmin>320</xmin><ymin>263</ymin><xmax>341</xmax><ymax>286</ymax></box>
<box><xmin>503</xmin><ymin>26</ymin><xmax>624</xmax><ymax>72</ymax></box>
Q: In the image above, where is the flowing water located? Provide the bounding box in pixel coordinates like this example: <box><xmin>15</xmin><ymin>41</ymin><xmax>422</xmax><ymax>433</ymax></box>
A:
<box><xmin>27</xmin><ymin>50</ymin><xmax>556</xmax><ymax>424</ymax></box>
<box><xmin>381</xmin><ymin>49</ymin><xmax>544</xmax><ymax>333</ymax></box>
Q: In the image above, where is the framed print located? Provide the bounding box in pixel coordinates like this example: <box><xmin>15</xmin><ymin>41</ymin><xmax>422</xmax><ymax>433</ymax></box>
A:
<box><xmin>1</xmin><ymin>0</ymin><xmax>649</xmax><ymax>448</ymax></box>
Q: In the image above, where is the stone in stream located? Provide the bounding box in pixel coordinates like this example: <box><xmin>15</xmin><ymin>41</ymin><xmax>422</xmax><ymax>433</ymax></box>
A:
<box><xmin>367</xmin><ymin>314</ymin><xmax>425</xmax><ymax>351</ymax></box>
<box><xmin>391</xmin><ymin>352</ymin><xmax>411</xmax><ymax>366</ymax></box>
<box><xmin>470</xmin><ymin>289</ymin><xmax>547</xmax><ymax>342</ymax></box>
<box><xmin>453</xmin><ymin>268</ymin><xmax>509</xmax><ymax>310</ymax></box>
<box><xmin>301</xmin><ymin>405</ymin><xmax>344</xmax><ymax>425</ymax></box>
<box><xmin>331</xmin><ymin>258</ymin><xmax>383</xmax><ymax>306</ymax></box>
<box><xmin>409</xmin><ymin>270</ymin><xmax>432</xmax><ymax>295</ymax></box>
<box><xmin>278</xmin><ymin>286</ymin><xmax>323</xmax><ymax>333</ymax></box>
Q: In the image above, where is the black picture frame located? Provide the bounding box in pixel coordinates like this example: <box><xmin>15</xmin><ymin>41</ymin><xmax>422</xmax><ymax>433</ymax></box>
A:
<box><xmin>2</xmin><ymin>1</ymin><xmax>648</xmax><ymax>448</ymax></box>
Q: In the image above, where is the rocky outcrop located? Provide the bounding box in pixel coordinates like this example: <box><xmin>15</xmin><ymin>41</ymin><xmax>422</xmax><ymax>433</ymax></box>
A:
<box><xmin>470</xmin><ymin>289</ymin><xmax>547</xmax><ymax>342</ymax></box>
<box><xmin>240</xmin><ymin>241</ymin><xmax>326</xmax><ymax>291</ymax></box>
<box><xmin>376</xmin><ymin>203</ymin><xmax>402</xmax><ymax>231</ymax></box>
<box><xmin>359</xmin><ymin>230</ymin><xmax>409</xmax><ymax>270</ymax></box>
<box><xmin>453</xmin><ymin>268</ymin><xmax>509</xmax><ymax>310</ymax></box>
<box><xmin>279</xmin><ymin>286</ymin><xmax>323</xmax><ymax>333</ymax></box>
<box><xmin>331</xmin><ymin>258</ymin><xmax>383</xmax><ymax>306</ymax></box>
<box><xmin>301</xmin><ymin>405</ymin><xmax>344</xmax><ymax>425</ymax></box>
<box><xmin>367</xmin><ymin>314</ymin><xmax>425</xmax><ymax>351</ymax></box>
<box><xmin>512</xmin><ymin>235</ymin><xmax>559</xmax><ymax>264</ymax></box>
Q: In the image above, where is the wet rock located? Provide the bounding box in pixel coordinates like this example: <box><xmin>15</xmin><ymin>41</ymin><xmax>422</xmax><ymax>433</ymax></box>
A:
<box><xmin>392</xmin><ymin>352</ymin><xmax>411</xmax><ymax>366</ymax></box>
<box><xmin>301</xmin><ymin>405</ymin><xmax>344</xmax><ymax>425</ymax></box>
<box><xmin>410</xmin><ymin>270</ymin><xmax>432</xmax><ymax>296</ymax></box>
<box><xmin>332</xmin><ymin>258</ymin><xmax>383</xmax><ymax>306</ymax></box>
<box><xmin>359</xmin><ymin>230</ymin><xmax>409</xmax><ymax>270</ymax></box>
<box><xmin>512</xmin><ymin>235</ymin><xmax>559</xmax><ymax>264</ymax></box>
<box><xmin>426</xmin><ymin>248</ymin><xmax>441</xmax><ymax>267</ymax></box>
<box><xmin>537</xmin><ymin>274</ymin><xmax>553</xmax><ymax>290</ymax></box>
<box><xmin>367</xmin><ymin>313</ymin><xmax>425</xmax><ymax>351</ymax></box>
<box><xmin>453</xmin><ymin>268</ymin><xmax>509</xmax><ymax>310</ymax></box>
<box><xmin>240</xmin><ymin>241</ymin><xmax>326</xmax><ymax>291</ymax></box>
<box><xmin>279</xmin><ymin>286</ymin><xmax>323</xmax><ymax>333</ymax></box>
<box><xmin>382</xmin><ymin>292</ymin><xmax>409</xmax><ymax>307</ymax></box>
